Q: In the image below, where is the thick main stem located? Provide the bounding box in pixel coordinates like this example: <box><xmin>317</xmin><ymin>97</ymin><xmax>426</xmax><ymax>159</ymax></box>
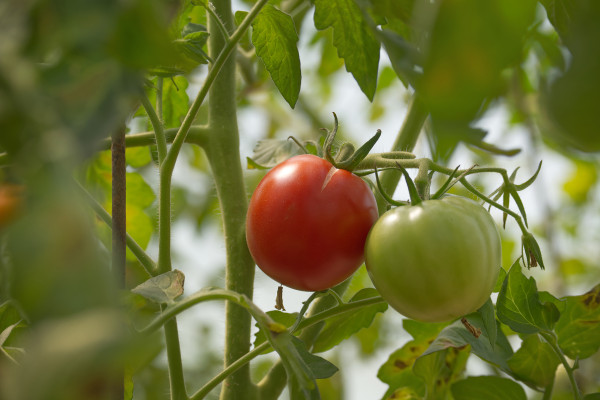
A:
<box><xmin>375</xmin><ymin>95</ymin><xmax>428</xmax><ymax>213</ymax></box>
<box><xmin>206</xmin><ymin>2</ymin><xmax>256</xmax><ymax>399</ymax></box>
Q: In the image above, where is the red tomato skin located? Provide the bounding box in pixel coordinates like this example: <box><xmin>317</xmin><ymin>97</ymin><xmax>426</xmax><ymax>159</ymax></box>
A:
<box><xmin>246</xmin><ymin>154</ymin><xmax>378</xmax><ymax>291</ymax></box>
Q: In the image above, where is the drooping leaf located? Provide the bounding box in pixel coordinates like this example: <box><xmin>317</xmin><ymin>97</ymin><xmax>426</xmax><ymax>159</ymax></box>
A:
<box><xmin>247</xmin><ymin>138</ymin><xmax>304</xmax><ymax>169</ymax></box>
<box><xmin>312</xmin><ymin>288</ymin><xmax>387</xmax><ymax>353</ymax></box>
<box><xmin>553</xmin><ymin>284</ymin><xmax>600</xmax><ymax>360</ymax></box>
<box><xmin>291</xmin><ymin>336</ymin><xmax>338</xmax><ymax>380</ymax></box>
<box><xmin>175</xmin><ymin>31</ymin><xmax>211</xmax><ymax>65</ymax></box>
<box><xmin>507</xmin><ymin>334</ymin><xmax>560</xmax><ymax>388</ymax></box>
<box><xmin>254</xmin><ymin>310</ymin><xmax>298</xmax><ymax>351</ymax></box>
<box><xmin>496</xmin><ymin>261</ymin><xmax>560</xmax><ymax>334</ymax></box>
<box><xmin>451</xmin><ymin>376</ymin><xmax>526</xmax><ymax>400</ymax></box>
<box><xmin>539</xmin><ymin>0</ymin><xmax>574</xmax><ymax>39</ymax></box>
<box><xmin>421</xmin><ymin>313</ymin><xmax>514</xmax><ymax>373</ymax></box>
<box><xmin>252</xmin><ymin>4</ymin><xmax>301</xmax><ymax>108</ymax></box>
<box><xmin>131</xmin><ymin>270</ymin><xmax>185</xmax><ymax>304</ymax></box>
<box><xmin>314</xmin><ymin>0</ymin><xmax>380</xmax><ymax>101</ymax></box>
<box><xmin>477</xmin><ymin>298</ymin><xmax>497</xmax><ymax>350</ymax></box>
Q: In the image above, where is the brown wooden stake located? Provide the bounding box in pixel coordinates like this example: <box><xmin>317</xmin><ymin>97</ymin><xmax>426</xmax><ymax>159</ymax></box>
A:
<box><xmin>111</xmin><ymin>124</ymin><xmax>126</xmax><ymax>400</ymax></box>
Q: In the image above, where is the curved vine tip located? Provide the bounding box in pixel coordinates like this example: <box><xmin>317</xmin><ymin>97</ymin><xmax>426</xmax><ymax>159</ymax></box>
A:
<box><xmin>324</xmin><ymin>112</ymin><xmax>339</xmax><ymax>165</ymax></box>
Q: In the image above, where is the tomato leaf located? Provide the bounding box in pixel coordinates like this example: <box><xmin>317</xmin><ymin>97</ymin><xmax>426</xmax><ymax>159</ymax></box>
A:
<box><xmin>493</xmin><ymin>268</ymin><xmax>507</xmax><ymax>293</ymax></box>
<box><xmin>275</xmin><ymin>335</ymin><xmax>338</xmax><ymax>400</ymax></box>
<box><xmin>477</xmin><ymin>298</ymin><xmax>497</xmax><ymax>350</ymax></box>
<box><xmin>450</xmin><ymin>376</ymin><xmax>526</xmax><ymax>400</ymax></box>
<box><xmin>313</xmin><ymin>0</ymin><xmax>380</xmax><ymax>101</ymax></box>
<box><xmin>377</xmin><ymin>319</ymin><xmax>447</xmax><ymax>398</ymax></box>
<box><xmin>420</xmin><ymin>313</ymin><xmax>514</xmax><ymax>373</ymax></box>
<box><xmin>413</xmin><ymin>347</ymin><xmax>469</xmax><ymax>400</ymax></box>
<box><xmin>131</xmin><ymin>270</ymin><xmax>185</xmax><ymax>304</ymax></box>
<box><xmin>312</xmin><ymin>288</ymin><xmax>388</xmax><ymax>353</ymax></box>
<box><xmin>553</xmin><ymin>284</ymin><xmax>600</xmax><ymax>360</ymax></box>
<box><xmin>375</xmin><ymin>28</ymin><xmax>420</xmax><ymax>88</ymax></box>
<box><xmin>252</xmin><ymin>4</ymin><xmax>301</xmax><ymax>108</ymax></box>
<box><xmin>507</xmin><ymin>333</ymin><xmax>560</xmax><ymax>389</ymax></box>
<box><xmin>253</xmin><ymin>310</ymin><xmax>298</xmax><ymax>352</ymax></box>
<box><xmin>496</xmin><ymin>261</ymin><xmax>559</xmax><ymax>334</ymax></box>
<box><xmin>247</xmin><ymin>138</ymin><xmax>304</xmax><ymax>169</ymax></box>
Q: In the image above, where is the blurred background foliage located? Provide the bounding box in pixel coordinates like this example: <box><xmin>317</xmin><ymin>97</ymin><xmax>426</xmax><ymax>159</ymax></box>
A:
<box><xmin>0</xmin><ymin>0</ymin><xmax>598</xmax><ymax>399</ymax></box>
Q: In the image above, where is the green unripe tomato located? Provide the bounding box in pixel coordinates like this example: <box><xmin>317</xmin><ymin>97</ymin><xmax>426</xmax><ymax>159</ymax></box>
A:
<box><xmin>365</xmin><ymin>196</ymin><xmax>501</xmax><ymax>323</ymax></box>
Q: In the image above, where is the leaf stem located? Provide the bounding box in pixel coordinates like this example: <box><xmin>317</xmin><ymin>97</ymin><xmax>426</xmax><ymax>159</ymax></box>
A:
<box><xmin>138</xmin><ymin>286</ymin><xmax>385</xmax><ymax>399</ymax></box>
<box><xmin>140</xmin><ymin>89</ymin><xmax>167</xmax><ymax>163</ymax></box>
<box><xmin>76</xmin><ymin>181</ymin><xmax>156</xmax><ymax>276</ymax></box>
<box><xmin>539</xmin><ymin>331</ymin><xmax>582</xmax><ymax>400</ymax></box>
<box><xmin>161</xmin><ymin>0</ymin><xmax>270</xmax><ymax>176</ymax></box>
<box><xmin>374</xmin><ymin>94</ymin><xmax>428</xmax><ymax>213</ymax></box>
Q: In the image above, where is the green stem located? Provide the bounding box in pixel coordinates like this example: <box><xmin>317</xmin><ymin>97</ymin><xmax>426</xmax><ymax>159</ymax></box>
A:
<box><xmin>77</xmin><ymin>181</ymin><xmax>156</xmax><ymax>276</ymax></box>
<box><xmin>164</xmin><ymin>317</ymin><xmax>188</xmax><ymax>400</ymax></box>
<box><xmin>98</xmin><ymin>126</ymin><xmax>210</xmax><ymax>151</ymax></box>
<box><xmin>161</xmin><ymin>0</ymin><xmax>270</xmax><ymax>175</ymax></box>
<box><xmin>257</xmin><ymin>280</ymin><xmax>352</xmax><ymax>399</ymax></box>
<box><xmin>138</xmin><ymin>286</ymin><xmax>385</xmax><ymax>399</ymax></box>
<box><xmin>542</xmin><ymin>371</ymin><xmax>555</xmax><ymax>400</ymax></box>
<box><xmin>375</xmin><ymin>94</ymin><xmax>428</xmax><ymax>213</ymax></box>
<box><xmin>190</xmin><ymin>342</ymin><xmax>271</xmax><ymax>400</ymax></box>
<box><xmin>539</xmin><ymin>331</ymin><xmax>582</xmax><ymax>400</ymax></box>
<box><xmin>202</xmin><ymin>2</ymin><xmax>269</xmax><ymax>400</ymax></box>
<box><xmin>140</xmin><ymin>90</ymin><xmax>167</xmax><ymax>163</ymax></box>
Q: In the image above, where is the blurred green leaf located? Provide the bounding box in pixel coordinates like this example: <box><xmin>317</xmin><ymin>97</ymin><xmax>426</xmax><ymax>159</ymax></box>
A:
<box><xmin>541</xmin><ymin>0</ymin><xmax>600</xmax><ymax>153</ymax></box>
<box><xmin>252</xmin><ymin>4</ymin><xmax>301</xmax><ymax>108</ymax></box>
<box><xmin>507</xmin><ymin>334</ymin><xmax>560</xmax><ymax>388</ymax></box>
<box><xmin>539</xmin><ymin>0</ymin><xmax>575</xmax><ymax>39</ymax></box>
<box><xmin>314</xmin><ymin>0</ymin><xmax>380</xmax><ymax>101</ymax></box>
<box><xmin>562</xmin><ymin>161</ymin><xmax>598</xmax><ymax>203</ymax></box>
<box><xmin>496</xmin><ymin>261</ymin><xmax>560</xmax><ymax>334</ymax></box>
<box><xmin>125</xmin><ymin>367</ymin><xmax>134</xmax><ymax>400</ymax></box>
<box><xmin>131</xmin><ymin>270</ymin><xmax>185</xmax><ymax>304</ymax></box>
<box><xmin>553</xmin><ymin>284</ymin><xmax>600</xmax><ymax>360</ymax></box>
<box><xmin>418</xmin><ymin>0</ymin><xmax>537</xmax><ymax>122</ymax></box>
<box><xmin>126</xmin><ymin>146</ymin><xmax>153</xmax><ymax>168</ymax></box>
<box><xmin>421</xmin><ymin>313</ymin><xmax>514</xmax><ymax>373</ymax></box>
<box><xmin>451</xmin><ymin>376</ymin><xmax>526</xmax><ymax>400</ymax></box>
<box><xmin>312</xmin><ymin>288</ymin><xmax>388</xmax><ymax>353</ymax></box>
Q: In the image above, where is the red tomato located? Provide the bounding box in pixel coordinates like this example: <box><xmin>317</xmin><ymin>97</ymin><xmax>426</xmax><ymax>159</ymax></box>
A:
<box><xmin>246</xmin><ymin>154</ymin><xmax>378</xmax><ymax>291</ymax></box>
<box><xmin>0</xmin><ymin>184</ymin><xmax>23</xmax><ymax>228</ymax></box>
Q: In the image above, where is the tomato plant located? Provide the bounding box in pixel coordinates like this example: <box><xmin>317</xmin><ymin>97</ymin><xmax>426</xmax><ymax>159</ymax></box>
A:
<box><xmin>365</xmin><ymin>195</ymin><xmax>501</xmax><ymax>322</ymax></box>
<box><xmin>246</xmin><ymin>154</ymin><xmax>378</xmax><ymax>291</ymax></box>
<box><xmin>2</xmin><ymin>1</ymin><xmax>600</xmax><ymax>400</ymax></box>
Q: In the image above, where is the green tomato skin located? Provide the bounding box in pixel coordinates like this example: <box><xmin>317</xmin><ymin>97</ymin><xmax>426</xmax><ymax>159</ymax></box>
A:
<box><xmin>365</xmin><ymin>196</ymin><xmax>501</xmax><ymax>323</ymax></box>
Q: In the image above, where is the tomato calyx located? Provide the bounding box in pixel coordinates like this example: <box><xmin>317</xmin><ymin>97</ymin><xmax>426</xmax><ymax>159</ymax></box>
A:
<box><xmin>322</xmin><ymin>112</ymin><xmax>382</xmax><ymax>173</ymax></box>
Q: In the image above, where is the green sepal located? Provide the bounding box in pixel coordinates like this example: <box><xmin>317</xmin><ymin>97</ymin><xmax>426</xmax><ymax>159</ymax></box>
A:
<box><xmin>323</xmin><ymin>113</ymin><xmax>339</xmax><ymax>166</ymax></box>
<box><xmin>521</xmin><ymin>232</ymin><xmax>545</xmax><ymax>270</ymax></box>
<box><xmin>336</xmin><ymin>129</ymin><xmax>381</xmax><ymax>172</ymax></box>
<box><xmin>395</xmin><ymin>162</ymin><xmax>422</xmax><ymax>205</ymax></box>
<box><xmin>374</xmin><ymin>167</ymin><xmax>405</xmax><ymax>207</ymax></box>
